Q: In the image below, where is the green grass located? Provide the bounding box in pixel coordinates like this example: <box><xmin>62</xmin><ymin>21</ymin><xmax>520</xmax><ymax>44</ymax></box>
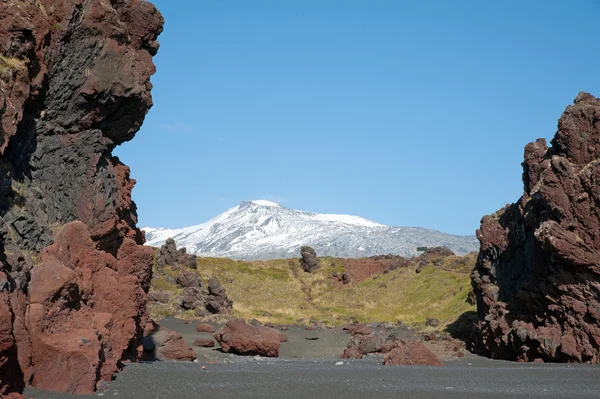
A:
<box><xmin>0</xmin><ymin>55</ymin><xmax>26</xmax><ymax>81</ymax></box>
<box><xmin>159</xmin><ymin>255</ymin><xmax>477</xmax><ymax>329</ymax></box>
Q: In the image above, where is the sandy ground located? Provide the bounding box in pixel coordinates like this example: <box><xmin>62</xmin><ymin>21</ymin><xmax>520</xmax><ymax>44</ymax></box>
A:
<box><xmin>24</xmin><ymin>318</ymin><xmax>600</xmax><ymax>398</ymax></box>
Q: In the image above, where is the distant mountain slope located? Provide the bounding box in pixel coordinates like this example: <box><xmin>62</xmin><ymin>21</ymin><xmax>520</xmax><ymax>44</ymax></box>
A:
<box><xmin>143</xmin><ymin>200</ymin><xmax>478</xmax><ymax>260</ymax></box>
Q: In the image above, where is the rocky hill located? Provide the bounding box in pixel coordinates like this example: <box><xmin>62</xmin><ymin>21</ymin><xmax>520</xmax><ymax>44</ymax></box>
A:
<box><xmin>143</xmin><ymin>200</ymin><xmax>479</xmax><ymax>259</ymax></box>
<box><xmin>0</xmin><ymin>0</ymin><xmax>163</xmax><ymax>396</ymax></box>
<box><xmin>471</xmin><ymin>92</ymin><xmax>600</xmax><ymax>363</ymax></box>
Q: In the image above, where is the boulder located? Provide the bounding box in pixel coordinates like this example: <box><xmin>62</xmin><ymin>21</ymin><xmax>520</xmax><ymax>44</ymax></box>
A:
<box><xmin>157</xmin><ymin>238</ymin><xmax>197</xmax><ymax>269</ymax></box>
<box><xmin>350</xmin><ymin>323</ymin><xmax>372</xmax><ymax>336</ymax></box>
<box><xmin>146</xmin><ymin>325</ymin><xmax>196</xmax><ymax>362</ymax></box>
<box><xmin>470</xmin><ymin>93</ymin><xmax>600</xmax><ymax>363</ymax></box>
<box><xmin>383</xmin><ymin>340</ymin><xmax>443</xmax><ymax>367</ymax></box>
<box><xmin>206</xmin><ymin>278</ymin><xmax>233</xmax><ymax>314</ymax></box>
<box><xmin>299</xmin><ymin>246</ymin><xmax>319</xmax><ymax>273</ymax></box>
<box><xmin>213</xmin><ymin>319</ymin><xmax>281</xmax><ymax>357</ymax></box>
<box><xmin>341</xmin><ymin>272</ymin><xmax>351</xmax><ymax>285</ymax></box>
<box><xmin>196</xmin><ymin>323</ymin><xmax>216</xmax><ymax>333</ymax></box>
<box><xmin>176</xmin><ymin>269</ymin><xmax>202</xmax><ymax>289</ymax></box>
<box><xmin>340</xmin><ymin>348</ymin><xmax>363</xmax><ymax>359</ymax></box>
<box><xmin>425</xmin><ymin>318</ymin><xmax>439</xmax><ymax>328</ymax></box>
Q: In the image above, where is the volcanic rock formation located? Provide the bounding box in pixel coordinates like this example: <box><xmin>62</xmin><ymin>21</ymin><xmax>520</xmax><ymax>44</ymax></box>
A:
<box><xmin>471</xmin><ymin>92</ymin><xmax>600</xmax><ymax>363</ymax></box>
<box><xmin>0</xmin><ymin>0</ymin><xmax>163</xmax><ymax>395</ymax></box>
<box><xmin>299</xmin><ymin>245</ymin><xmax>319</xmax><ymax>272</ymax></box>
<box><xmin>157</xmin><ymin>237</ymin><xmax>197</xmax><ymax>269</ymax></box>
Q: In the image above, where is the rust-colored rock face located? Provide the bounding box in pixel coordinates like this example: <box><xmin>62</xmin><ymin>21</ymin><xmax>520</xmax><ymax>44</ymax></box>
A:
<box><xmin>471</xmin><ymin>92</ymin><xmax>600</xmax><ymax>363</ymax></box>
<box><xmin>214</xmin><ymin>319</ymin><xmax>282</xmax><ymax>357</ymax></box>
<box><xmin>0</xmin><ymin>0</ymin><xmax>163</xmax><ymax>395</ymax></box>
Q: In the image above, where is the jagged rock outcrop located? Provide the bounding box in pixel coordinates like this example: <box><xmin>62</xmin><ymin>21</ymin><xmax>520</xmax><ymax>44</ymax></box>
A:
<box><xmin>156</xmin><ymin>237</ymin><xmax>197</xmax><ymax>269</ymax></box>
<box><xmin>299</xmin><ymin>245</ymin><xmax>319</xmax><ymax>272</ymax></box>
<box><xmin>148</xmin><ymin>239</ymin><xmax>233</xmax><ymax>316</ymax></box>
<box><xmin>471</xmin><ymin>92</ymin><xmax>600</xmax><ymax>363</ymax></box>
<box><xmin>0</xmin><ymin>0</ymin><xmax>163</xmax><ymax>395</ymax></box>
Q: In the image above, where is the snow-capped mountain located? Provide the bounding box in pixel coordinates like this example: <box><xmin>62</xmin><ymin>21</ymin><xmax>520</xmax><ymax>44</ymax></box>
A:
<box><xmin>142</xmin><ymin>200</ymin><xmax>479</xmax><ymax>260</ymax></box>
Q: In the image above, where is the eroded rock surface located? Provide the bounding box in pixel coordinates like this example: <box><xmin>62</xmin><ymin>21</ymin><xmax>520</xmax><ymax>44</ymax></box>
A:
<box><xmin>0</xmin><ymin>0</ymin><xmax>163</xmax><ymax>394</ymax></box>
<box><xmin>299</xmin><ymin>246</ymin><xmax>319</xmax><ymax>272</ymax></box>
<box><xmin>471</xmin><ymin>92</ymin><xmax>600</xmax><ymax>363</ymax></box>
<box><xmin>156</xmin><ymin>238</ymin><xmax>197</xmax><ymax>269</ymax></box>
<box><xmin>214</xmin><ymin>318</ymin><xmax>281</xmax><ymax>357</ymax></box>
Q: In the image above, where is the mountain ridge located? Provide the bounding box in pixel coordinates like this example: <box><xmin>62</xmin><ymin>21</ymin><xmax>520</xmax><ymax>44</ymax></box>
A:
<box><xmin>143</xmin><ymin>200</ymin><xmax>478</xmax><ymax>260</ymax></box>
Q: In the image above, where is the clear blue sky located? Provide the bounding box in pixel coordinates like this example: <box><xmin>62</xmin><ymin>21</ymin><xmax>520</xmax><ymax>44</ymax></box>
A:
<box><xmin>114</xmin><ymin>0</ymin><xmax>600</xmax><ymax>236</ymax></box>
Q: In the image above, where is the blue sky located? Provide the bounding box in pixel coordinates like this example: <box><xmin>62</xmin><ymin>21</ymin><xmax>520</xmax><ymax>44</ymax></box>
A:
<box><xmin>115</xmin><ymin>0</ymin><xmax>600</xmax><ymax>236</ymax></box>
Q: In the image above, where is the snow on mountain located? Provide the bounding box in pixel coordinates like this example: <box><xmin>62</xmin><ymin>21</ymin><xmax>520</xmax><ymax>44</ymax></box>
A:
<box><xmin>142</xmin><ymin>200</ymin><xmax>479</xmax><ymax>260</ymax></box>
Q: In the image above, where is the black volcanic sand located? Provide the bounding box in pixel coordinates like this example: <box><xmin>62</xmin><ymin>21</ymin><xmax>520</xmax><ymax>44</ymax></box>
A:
<box><xmin>157</xmin><ymin>317</ymin><xmax>418</xmax><ymax>361</ymax></box>
<box><xmin>25</xmin><ymin>319</ymin><xmax>600</xmax><ymax>398</ymax></box>
<box><xmin>26</xmin><ymin>357</ymin><xmax>600</xmax><ymax>399</ymax></box>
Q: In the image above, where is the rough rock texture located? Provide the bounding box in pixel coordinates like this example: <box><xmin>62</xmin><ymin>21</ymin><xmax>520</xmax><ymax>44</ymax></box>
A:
<box><xmin>214</xmin><ymin>318</ymin><xmax>281</xmax><ymax>357</ymax></box>
<box><xmin>0</xmin><ymin>0</ymin><xmax>163</xmax><ymax>395</ymax></box>
<box><xmin>196</xmin><ymin>323</ymin><xmax>216</xmax><ymax>333</ymax></box>
<box><xmin>416</xmin><ymin>247</ymin><xmax>455</xmax><ymax>273</ymax></box>
<box><xmin>148</xmin><ymin>239</ymin><xmax>232</xmax><ymax>316</ymax></box>
<box><xmin>383</xmin><ymin>340</ymin><xmax>443</xmax><ymax>367</ymax></box>
<box><xmin>156</xmin><ymin>238</ymin><xmax>196</xmax><ymax>269</ymax></box>
<box><xmin>471</xmin><ymin>93</ymin><xmax>600</xmax><ymax>363</ymax></box>
<box><xmin>206</xmin><ymin>277</ymin><xmax>233</xmax><ymax>314</ymax></box>
<box><xmin>143</xmin><ymin>324</ymin><xmax>196</xmax><ymax>362</ymax></box>
<box><xmin>299</xmin><ymin>246</ymin><xmax>319</xmax><ymax>272</ymax></box>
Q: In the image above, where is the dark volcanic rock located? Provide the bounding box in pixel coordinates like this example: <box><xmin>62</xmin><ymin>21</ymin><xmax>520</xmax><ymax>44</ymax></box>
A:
<box><xmin>470</xmin><ymin>92</ymin><xmax>600</xmax><ymax>364</ymax></box>
<box><xmin>214</xmin><ymin>318</ymin><xmax>281</xmax><ymax>357</ymax></box>
<box><xmin>206</xmin><ymin>277</ymin><xmax>233</xmax><ymax>314</ymax></box>
<box><xmin>299</xmin><ymin>246</ymin><xmax>319</xmax><ymax>273</ymax></box>
<box><xmin>0</xmin><ymin>0</ymin><xmax>163</xmax><ymax>395</ymax></box>
<box><xmin>156</xmin><ymin>238</ymin><xmax>197</xmax><ymax>269</ymax></box>
<box><xmin>425</xmin><ymin>318</ymin><xmax>440</xmax><ymax>328</ymax></box>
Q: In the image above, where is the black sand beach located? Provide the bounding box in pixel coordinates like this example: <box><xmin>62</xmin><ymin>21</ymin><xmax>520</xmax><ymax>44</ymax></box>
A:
<box><xmin>26</xmin><ymin>356</ymin><xmax>600</xmax><ymax>399</ymax></box>
<box><xmin>25</xmin><ymin>318</ymin><xmax>600</xmax><ymax>399</ymax></box>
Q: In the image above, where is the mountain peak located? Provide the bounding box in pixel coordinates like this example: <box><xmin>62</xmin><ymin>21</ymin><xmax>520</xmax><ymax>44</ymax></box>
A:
<box><xmin>143</xmin><ymin>202</ymin><xmax>479</xmax><ymax>260</ymax></box>
<box><xmin>241</xmin><ymin>200</ymin><xmax>282</xmax><ymax>208</ymax></box>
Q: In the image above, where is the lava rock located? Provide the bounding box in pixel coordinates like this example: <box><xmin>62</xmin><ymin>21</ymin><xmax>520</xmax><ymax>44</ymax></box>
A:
<box><xmin>196</xmin><ymin>323</ymin><xmax>216</xmax><ymax>333</ymax></box>
<box><xmin>0</xmin><ymin>0</ymin><xmax>164</xmax><ymax>394</ymax></box>
<box><xmin>383</xmin><ymin>340</ymin><xmax>443</xmax><ymax>367</ymax></box>
<box><xmin>157</xmin><ymin>238</ymin><xmax>197</xmax><ymax>269</ymax></box>
<box><xmin>299</xmin><ymin>246</ymin><xmax>319</xmax><ymax>273</ymax></box>
<box><xmin>470</xmin><ymin>92</ymin><xmax>600</xmax><ymax>364</ymax></box>
<box><xmin>148</xmin><ymin>325</ymin><xmax>196</xmax><ymax>362</ymax></box>
<box><xmin>213</xmin><ymin>319</ymin><xmax>281</xmax><ymax>357</ymax></box>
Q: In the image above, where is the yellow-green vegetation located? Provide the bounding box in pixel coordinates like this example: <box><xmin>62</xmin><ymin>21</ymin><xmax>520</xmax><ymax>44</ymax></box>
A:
<box><xmin>0</xmin><ymin>55</ymin><xmax>26</xmax><ymax>81</ymax></box>
<box><xmin>186</xmin><ymin>255</ymin><xmax>476</xmax><ymax>329</ymax></box>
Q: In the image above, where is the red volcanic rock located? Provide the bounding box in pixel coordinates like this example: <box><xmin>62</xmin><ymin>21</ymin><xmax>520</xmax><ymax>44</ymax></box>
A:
<box><xmin>341</xmin><ymin>348</ymin><xmax>363</xmax><ymax>359</ymax></box>
<box><xmin>214</xmin><ymin>319</ymin><xmax>281</xmax><ymax>357</ymax></box>
<box><xmin>0</xmin><ymin>0</ymin><xmax>163</xmax><ymax>395</ymax></box>
<box><xmin>26</xmin><ymin>222</ymin><xmax>155</xmax><ymax>393</ymax></box>
<box><xmin>471</xmin><ymin>93</ymin><xmax>600</xmax><ymax>363</ymax></box>
<box><xmin>150</xmin><ymin>327</ymin><xmax>196</xmax><ymax>362</ymax></box>
<box><xmin>350</xmin><ymin>323</ymin><xmax>373</xmax><ymax>336</ymax></box>
<box><xmin>383</xmin><ymin>340</ymin><xmax>443</xmax><ymax>367</ymax></box>
<box><xmin>197</xmin><ymin>323</ymin><xmax>216</xmax><ymax>333</ymax></box>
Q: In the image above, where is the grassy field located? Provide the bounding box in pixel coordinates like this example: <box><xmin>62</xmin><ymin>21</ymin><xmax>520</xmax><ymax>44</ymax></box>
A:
<box><xmin>148</xmin><ymin>254</ymin><xmax>476</xmax><ymax>330</ymax></box>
